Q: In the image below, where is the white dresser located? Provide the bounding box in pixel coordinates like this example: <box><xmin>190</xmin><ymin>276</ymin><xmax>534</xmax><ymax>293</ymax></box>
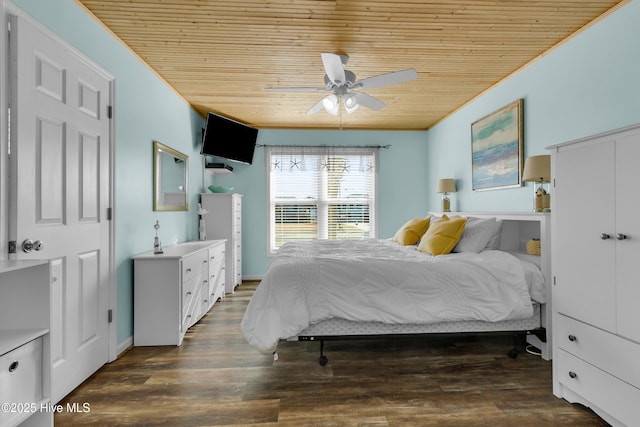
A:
<box><xmin>201</xmin><ymin>193</ymin><xmax>242</xmax><ymax>293</ymax></box>
<box><xmin>550</xmin><ymin>123</ymin><xmax>640</xmax><ymax>427</ymax></box>
<box><xmin>133</xmin><ymin>240</ymin><xmax>226</xmax><ymax>346</ymax></box>
<box><xmin>0</xmin><ymin>260</ymin><xmax>52</xmax><ymax>427</ymax></box>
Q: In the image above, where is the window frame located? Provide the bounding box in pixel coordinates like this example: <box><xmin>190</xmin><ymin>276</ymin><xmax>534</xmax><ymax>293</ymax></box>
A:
<box><xmin>265</xmin><ymin>146</ymin><xmax>379</xmax><ymax>256</ymax></box>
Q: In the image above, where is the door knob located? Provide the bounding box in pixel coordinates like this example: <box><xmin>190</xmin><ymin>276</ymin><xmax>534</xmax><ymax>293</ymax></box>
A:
<box><xmin>22</xmin><ymin>239</ymin><xmax>44</xmax><ymax>253</ymax></box>
<box><xmin>600</xmin><ymin>233</ymin><xmax>610</xmax><ymax>240</ymax></box>
<box><xmin>617</xmin><ymin>233</ymin><xmax>628</xmax><ymax>240</ymax></box>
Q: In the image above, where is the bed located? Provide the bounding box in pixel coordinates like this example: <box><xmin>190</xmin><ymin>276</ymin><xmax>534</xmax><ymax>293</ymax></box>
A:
<box><xmin>241</xmin><ymin>212</ymin><xmax>551</xmax><ymax>364</ymax></box>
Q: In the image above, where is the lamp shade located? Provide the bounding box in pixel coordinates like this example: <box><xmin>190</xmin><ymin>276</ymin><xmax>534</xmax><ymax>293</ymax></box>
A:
<box><xmin>343</xmin><ymin>93</ymin><xmax>359</xmax><ymax>114</ymax></box>
<box><xmin>522</xmin><ymin>155</ymin><xmax>551</xmax><ymax>183</ymax></box>
<box><xmin>322</xmin><ymin>94</ymin><xmax>339</xmax><ymax>115</ymax></box>
<box><xmin>436</xmin><ymin>178</ymin><xmax>456</xmax><ymax>193</ymax></box>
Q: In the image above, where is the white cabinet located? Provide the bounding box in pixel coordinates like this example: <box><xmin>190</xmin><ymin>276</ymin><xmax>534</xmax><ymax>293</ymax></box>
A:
<box><xmin>550</xmin><ymin>124</ymin><xmax>640</xmax><ymax>427</ymax></box>
<box><xmin>133</xmin><ymin>240</ymin><xmax>226</xmax><ymax>346</ymax></box>
<box><xmin>201</xmin><ymin>193</ymin><xmax>242</xmax><ymax>293</ymax></box>
<box><xmin>0</xmin><ymin>260</ymin><xmax>52</xmax><ymax>427</ymax></box>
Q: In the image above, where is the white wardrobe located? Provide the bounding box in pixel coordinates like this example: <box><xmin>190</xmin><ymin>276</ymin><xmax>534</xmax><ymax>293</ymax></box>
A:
<box><xmin>201</xmin><ymin>193</ymin><xmax>243</xmax><ymax>293</ymax></box>
<box><xmin>550</xmin><ymin>123</ymin><xmax>640</xmax><ymax>427</ymax></box>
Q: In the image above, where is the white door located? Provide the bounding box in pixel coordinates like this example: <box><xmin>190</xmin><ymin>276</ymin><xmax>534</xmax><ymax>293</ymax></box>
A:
<box><xmin>553</xmin><ymin>140</ymin><xmax>616</xmax><ymax>332</ymax></box>
<box><xmin>614</xmin><ymin>132</ymin><xmax>640</xmax><ymax>343</ymax></box>
<box><xmin>8</xmin><ymin>13</ymin><xmax>112</xmax><ymax>403</ymax></box>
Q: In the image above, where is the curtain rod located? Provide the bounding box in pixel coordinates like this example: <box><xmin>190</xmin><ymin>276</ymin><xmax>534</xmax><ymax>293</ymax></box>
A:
<box><xmin>256</xmin><ymin>144</ymin><xmax>391</xmax><ymax>149</ymax></box>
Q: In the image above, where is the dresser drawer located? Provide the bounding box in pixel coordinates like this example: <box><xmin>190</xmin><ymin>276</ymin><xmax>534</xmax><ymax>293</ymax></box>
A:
<box><xmin>0</xmin><ymin>337</ymin><xmax>43</xmax><ymax>426</ymax></box>
<box><xmin>208</xmin><ymin>246</ymin><xmax>224</xmax><ymax>271</ymax></box>
<box><xmin>182</xmin><ymin>250</ymin><xmax>208</xmax><ymax>283</ymax></box>
<box><xmin>182</xmin><ymin>276</ymin><xmax>199</xmax><ymax>315</ymax></box>
<box><xmin>182</xmin><ymin>284</ymin><xmax>201</xmax><ymax>331</ymax></box>
<box><xmin>557</xmin><ymin>314</ymin><xmax>640</xmax><ymax>389</ymax></box>
<box><xmin>557</xmin><ymin>349</ymin><xmax>640</xmax><ymax>426</ymax></box>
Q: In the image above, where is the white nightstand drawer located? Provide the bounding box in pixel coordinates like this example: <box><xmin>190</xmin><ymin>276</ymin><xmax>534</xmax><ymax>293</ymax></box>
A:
<box><xmin>0</xmin><ymin>337</ymin><xmax>43</xmax><ymax>426</ymax></box>
<box><xmin>557</xmin><ymin>349</ymin><xmax>640</xmax><ymax>426</ymax></box>
<box><xmin>557</xmin><ymin>314</ymin><xmax>640</xmax><ymax>389</ymax></box>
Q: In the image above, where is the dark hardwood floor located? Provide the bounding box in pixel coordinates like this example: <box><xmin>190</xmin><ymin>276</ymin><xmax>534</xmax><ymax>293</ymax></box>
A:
<box><xmin>56</xmin><ymin>281</ymin><xmax>607</xmax><ymax>426</ymax></box>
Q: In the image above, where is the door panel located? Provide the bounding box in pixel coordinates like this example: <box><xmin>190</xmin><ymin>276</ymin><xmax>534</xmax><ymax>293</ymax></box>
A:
<box><xmin>615</xmin><ymin>133</ymin><xmax>640</xmax><ymax>343</ymax></box>
<box><xmin>8</xmin><ymin>13</ymin><xmax>111</xmax><ymax>403</ymax></box>
<box><xmin>36</xmin><ymin>115</ymin><xmax>66</xmax><ymax>224</ymax></box>
<box><xmin>554</xmin><ymin>140</ymin><xmax>616</xmax><ymax>332</ymax></box>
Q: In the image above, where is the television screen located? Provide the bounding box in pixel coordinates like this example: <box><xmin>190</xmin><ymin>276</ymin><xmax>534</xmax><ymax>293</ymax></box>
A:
<box><xmin>201</xmin><ymin>112</ymin><xmax>258</xmax><ymax>164</ymax></box>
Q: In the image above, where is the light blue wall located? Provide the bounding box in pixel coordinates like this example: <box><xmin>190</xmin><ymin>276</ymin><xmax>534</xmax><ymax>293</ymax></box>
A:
<box><xmin>210</xmin><ymin>129</ymin><xmax>430</xmax><ymax>276</ymax></box>
<box><xmin>10</xmin><ymin>0</ymin><xmax>639</xmax><ymax>349</ymax></box>
<box><xmin>425</xmin><ymin>0</ymin><xmax>640</xmax><ymax>212</ymax></box>
<box><xmin>11</xmin><ymin>0</ymin><xmax>205</xmax><ymax>346</ymax></box>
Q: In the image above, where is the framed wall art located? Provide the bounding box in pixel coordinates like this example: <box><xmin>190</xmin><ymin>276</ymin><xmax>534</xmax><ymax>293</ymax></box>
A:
<box><xmin>471</xmin><ymin>99</ymin><xmax>523</xmax><ymax>191</ymax></box>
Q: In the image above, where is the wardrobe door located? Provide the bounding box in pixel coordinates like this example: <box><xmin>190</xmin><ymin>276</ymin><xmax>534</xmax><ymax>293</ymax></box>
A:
<box><xmin>615</xmin><ymin>133</ymin><xmax>640</xmax><ymax>343</ymax></box>
<box><xmin>554</xmin><ymin>140</ymin><xmax>615</xmax><ymax>332</ymax></box>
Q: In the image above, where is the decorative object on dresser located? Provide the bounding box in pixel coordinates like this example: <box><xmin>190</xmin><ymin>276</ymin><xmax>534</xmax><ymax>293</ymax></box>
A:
<box><xmin>471</xmin><ymin>99</ymin><xmax>524</xmax><ymax>191</ymax></box>
<box><xmin>550</xmin><ymin>123</ymin><xmax>640</xmax><ymax>427</ymax></box>
<box><xmin>0</xmin><ymin>260</ymin><xmax>52</xmax><ymax>427</ymax></box>
<box><xmin>522</xmin><ymin>154</ymin><xmax>551</xmax><ymax>212</ymax></box>
<box><xmin>436</xmin><ymin>178</ymin><xmax>456</xmax><ymax>212</ymax></box>
<box><xmin>201</xmin><ymin>193</ymin><xmax>242</xmax><ymax>293</ymax></box>
<box><xmin>133</xmin><ymin>240</ymin><xmax>226</xmax><ymax>346</ymax></box>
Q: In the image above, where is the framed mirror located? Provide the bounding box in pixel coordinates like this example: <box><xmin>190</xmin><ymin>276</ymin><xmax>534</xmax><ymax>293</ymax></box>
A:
<box><xmin>153</xmin><ymin>140</ymin><xmax>188</xmax><ymax>211</ymax></box>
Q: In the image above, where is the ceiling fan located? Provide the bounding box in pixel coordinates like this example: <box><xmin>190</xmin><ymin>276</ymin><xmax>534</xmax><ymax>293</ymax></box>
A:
<box><xmin>265</xmin><ymin>53</ymin><xmax>418</xmax><ymax>115</ymax></box>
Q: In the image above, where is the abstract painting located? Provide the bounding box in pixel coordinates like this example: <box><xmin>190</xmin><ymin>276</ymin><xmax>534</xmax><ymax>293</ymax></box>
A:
<box><xmin>471</xmin><ymin>99</ymin><xmax>523</xmax><ymax>191</ymax></box>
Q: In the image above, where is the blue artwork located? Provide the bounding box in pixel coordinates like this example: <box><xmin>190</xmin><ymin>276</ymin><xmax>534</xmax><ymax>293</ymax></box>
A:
<box><xmin>471</xmin><ymin>100</ymin><xmax>523</xmax><ymax>191</ymax></box>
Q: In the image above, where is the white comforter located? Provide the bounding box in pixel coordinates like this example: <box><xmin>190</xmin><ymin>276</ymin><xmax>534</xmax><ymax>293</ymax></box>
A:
<box><xmin>241</xmin><ymin>239</ymin><xmax>534</xmax><ymax>353</ymax></box>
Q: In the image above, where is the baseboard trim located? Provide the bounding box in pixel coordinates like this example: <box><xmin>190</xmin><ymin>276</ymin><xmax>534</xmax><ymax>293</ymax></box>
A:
<box><xmin>116</xmin><ymin>336</ymin><xmax>133</xmax><ymax>358</ymax></box>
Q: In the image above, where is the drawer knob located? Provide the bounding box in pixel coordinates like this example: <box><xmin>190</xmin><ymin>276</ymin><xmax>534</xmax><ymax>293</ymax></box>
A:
<box><xmin>568</xmin><ymin>335</ymin><xmax>577</xmax><ymax>342</ymax></box>
<box><xmin>9</xmin><ymin>361</ymin><xmax>19</xmax><ymax>372</ymax></box>
<box><xmin>600</xmin><ymin>233</ymin><xmax>610</xmax><ymax>240</ymax></box>
<box><xmin>186</xmin><ymin>268</ymin><xmax>192</xmax><ymax>273</ymax></box>
<box><xmin>186</xmin><ymin>291</ymin><xmax>192</xmax><ymax>296</ymax></box>
<box><xmin>569</xmin><ymin>371</ymin><xmax>577</xmax><ymax>379</ymax></box>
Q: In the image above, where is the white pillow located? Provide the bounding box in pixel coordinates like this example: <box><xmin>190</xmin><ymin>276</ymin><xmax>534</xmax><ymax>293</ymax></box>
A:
<box><xmin>484</xmin><ymin>219</ymin><xmax>503</xmax><ymax>250</ymax></box>
<box><xmin>453</xmin><ymin>217</ymin><xmax>501</xmax><ymax>253</ymax></box>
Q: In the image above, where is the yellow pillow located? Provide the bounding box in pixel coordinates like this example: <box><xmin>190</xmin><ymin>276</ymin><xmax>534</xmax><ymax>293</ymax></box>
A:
<box><xmin>392</xmin><ymin>217</ymin><xmax>431</xmax><ymax>245</ymax></box>
<box><xmin>417</xmin><ymin>215</ymin><xmax>467</xmax><ymax>255</ymax></box>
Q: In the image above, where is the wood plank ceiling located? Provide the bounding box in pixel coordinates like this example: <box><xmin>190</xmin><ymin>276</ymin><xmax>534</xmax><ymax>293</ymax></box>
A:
<box><xmin>76</xmin><ymin>0</ymin><xmax>626</xmax><ymax>130</ymax></box>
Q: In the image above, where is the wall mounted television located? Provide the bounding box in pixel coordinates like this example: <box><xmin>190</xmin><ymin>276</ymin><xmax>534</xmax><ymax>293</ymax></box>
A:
<box><xmin>201</xmin><ymin>112</ymin><xmax>259</xmax><ymax>165</ymax></box>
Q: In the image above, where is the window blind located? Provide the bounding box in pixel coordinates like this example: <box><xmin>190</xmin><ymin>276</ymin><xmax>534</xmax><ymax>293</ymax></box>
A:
<box><xmin>267</xmin><ymin>146</ymin><xmax>378</xmax><ymax>253</ymax></box>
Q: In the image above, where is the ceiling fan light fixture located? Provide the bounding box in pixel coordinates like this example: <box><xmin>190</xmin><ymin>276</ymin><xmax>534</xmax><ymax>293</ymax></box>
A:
<box><xmin>322</xmin><ymin>94</ymin><xmax>339</xmax><ymax>115</ymax></box>
<box><xmin>344</xmin><ymin>93</ymin><xmax>359</xmax><ymax>114</ymax></box>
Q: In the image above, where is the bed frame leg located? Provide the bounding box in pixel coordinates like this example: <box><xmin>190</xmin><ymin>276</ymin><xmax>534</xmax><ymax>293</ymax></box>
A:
<box><xmin>318</xmin><ymin>340</ymin><xmax>328</xmax><ymax>366</ymax></box>
<box><xmin>508</xmin><ymin>333</ymin><xmax>522</xmax><ymax>359</ymax></box>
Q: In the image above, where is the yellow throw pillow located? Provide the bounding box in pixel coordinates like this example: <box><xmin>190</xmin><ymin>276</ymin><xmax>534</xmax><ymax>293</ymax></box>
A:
<box><xmin>417</xmin><ymin>215</ymin><xmax>467</xmax><ymax>255</ymax></box>
<box><xmin>392</xmin><ymin>217</ymin><xmax>431</xmax><ymax>245</ymax></box>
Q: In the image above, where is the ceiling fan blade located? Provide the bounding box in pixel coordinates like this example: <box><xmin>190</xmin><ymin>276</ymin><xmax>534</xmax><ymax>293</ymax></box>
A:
<box><xmin>354</xmin><ymin>69</ymin><xmax>418</xmax><ymax>90</ymax></box>
<box><xmin>354</xmin><ymin>92</ymin><xmax>385</xmax><ymax>110</ymax></box>
<box><xmin>321</xmin><ymin>53</ymin><xmax>346</xmax><ymax>86</ymax></box>
<box><xmin>265</xmin><ymin>87</ymin><xmax>328</xmax><ymax>92</ymax></box>
<box><xmin>306</xmin><ymin>97</ymin><xmax>329</xmax><ymax>115</ymax></box>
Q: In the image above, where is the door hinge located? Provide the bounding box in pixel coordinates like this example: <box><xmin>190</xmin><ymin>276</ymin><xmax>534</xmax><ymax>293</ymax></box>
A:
<box><xmin>8</xmin><ymin>241</ymin><xmax>16</xmax><ymax>254</ymax></box>
<box><xmin>107</xmin><ymin>207</ymin><xmax>112</xmax><ymax>220</ymax></box>
<box><xmin>107</xmin><ymin>105</ymin><xmax>113</xmax><ymax>119</ymax></box>
<box><xmin>108</xmin><ymin>309</ymin><xmax>113</xmax><ymax>323</ymax></box>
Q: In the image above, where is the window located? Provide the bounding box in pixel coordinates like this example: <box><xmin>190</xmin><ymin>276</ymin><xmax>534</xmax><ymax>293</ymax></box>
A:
<box><xmin>267</xmin><ymin>146</ymin><xmax>378</xmax><ymax>254</ymax></box>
